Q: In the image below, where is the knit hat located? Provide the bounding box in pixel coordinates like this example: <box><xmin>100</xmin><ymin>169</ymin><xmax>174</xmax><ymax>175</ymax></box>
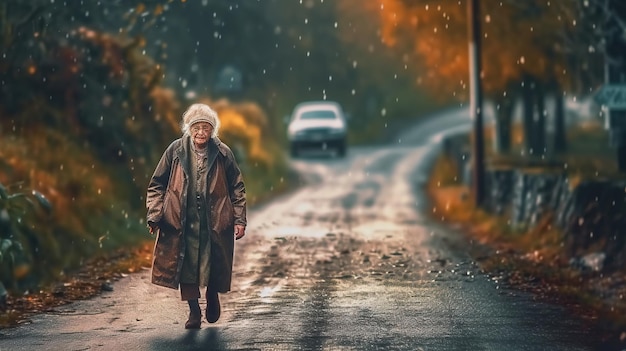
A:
<box><xmin>181</xmin><ymin>103</ymin><xmax>220</xmax><ymax>136</ymax></box>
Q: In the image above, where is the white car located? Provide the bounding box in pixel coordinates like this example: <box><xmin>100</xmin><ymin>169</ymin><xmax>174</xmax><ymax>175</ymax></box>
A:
<box><xmin>286</xmin><ymin>101</ymin><xmax>348</xmax><ymax>157</ymax></box>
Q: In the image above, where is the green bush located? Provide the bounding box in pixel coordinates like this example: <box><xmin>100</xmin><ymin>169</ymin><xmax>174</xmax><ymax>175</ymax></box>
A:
<box><xmin>0</xmin><ymin>182</ymin><xmax>51</xmax><ymax>292</ymax></box>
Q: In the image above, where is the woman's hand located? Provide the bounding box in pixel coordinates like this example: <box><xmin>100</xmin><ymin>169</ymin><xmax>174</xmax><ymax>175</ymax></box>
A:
<box><xmin>148</xmin><ymin>222</ymin><xmax>159</xmax><ymax>235</ymax></box>
<box><xmin>235</xmin><ymin>225</ymin><xmax>246</xmax><ymax>240</ymax></box>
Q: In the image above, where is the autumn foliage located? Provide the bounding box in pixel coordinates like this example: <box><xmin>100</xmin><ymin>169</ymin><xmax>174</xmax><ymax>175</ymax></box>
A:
<box><xmin>372</xmin><ymin>0</ymin><xmax>598</xmax><ymax>98</ymax></box>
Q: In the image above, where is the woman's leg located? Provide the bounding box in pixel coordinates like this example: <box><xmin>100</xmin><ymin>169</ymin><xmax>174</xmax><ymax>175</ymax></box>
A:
<box><xmin>205</xmin><ymin>286</ymin><xmax>220</xmax><ymax>323</ymax></box>
<box><xmin>180</xmin><ymin>283</ymin><xmax>202</xmax><ymax>329</ymax></box>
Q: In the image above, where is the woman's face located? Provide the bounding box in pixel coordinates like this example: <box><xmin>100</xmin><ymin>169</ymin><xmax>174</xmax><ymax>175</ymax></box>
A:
<box><xmin>190</xmin><ymin>122</ymin><xmax>212</xmax><ymax>148</ymax></box>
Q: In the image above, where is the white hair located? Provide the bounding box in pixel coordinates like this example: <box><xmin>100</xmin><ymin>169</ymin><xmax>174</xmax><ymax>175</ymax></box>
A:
<box><xmin>181</xmin><ymin>103</ymin><xmax>220</xmax><ymax>138</ymax></box>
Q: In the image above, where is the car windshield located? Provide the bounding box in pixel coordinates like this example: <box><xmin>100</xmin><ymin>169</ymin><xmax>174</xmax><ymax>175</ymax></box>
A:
<box><xmin>299</xmin><ymin>110</ymin><xmax>337</xmax><ymax>120</ymax></box>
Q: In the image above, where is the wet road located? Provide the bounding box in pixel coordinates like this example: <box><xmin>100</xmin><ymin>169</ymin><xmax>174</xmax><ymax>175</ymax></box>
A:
<box><xmin>0</xmin><ymin>108</ymin><xmax>604</xmax><ymax>350</ymax></box>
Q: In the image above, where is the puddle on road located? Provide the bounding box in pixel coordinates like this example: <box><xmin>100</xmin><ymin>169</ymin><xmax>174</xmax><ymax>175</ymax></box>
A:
<box><xmin>259</xmin><ymin>284</ymin><xmax>283</xmax><ymax>299</ymax></box>
<box><xmin>272</xmin><ymin>225</ymin><xmax>331</xmax><ymax>238</ymax></box>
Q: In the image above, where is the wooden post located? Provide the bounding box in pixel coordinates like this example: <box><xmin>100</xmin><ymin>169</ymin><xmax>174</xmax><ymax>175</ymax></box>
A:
<box><xmin>603</xmin><ymin>0</ymin><xmax>626</xmax><ymax>171</ymax></box>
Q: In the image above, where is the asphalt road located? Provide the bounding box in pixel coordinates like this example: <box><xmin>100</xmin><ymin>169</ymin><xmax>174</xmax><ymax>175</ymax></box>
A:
<box><xmin>0</xmin><ymin>108</ymin><xmax>606</xmax><ymax>351</ymax></box>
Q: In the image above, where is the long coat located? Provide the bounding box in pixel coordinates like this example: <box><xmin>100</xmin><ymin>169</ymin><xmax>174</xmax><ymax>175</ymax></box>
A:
<box><xmin>146</xmin><ymin>135</ymin><xmax>246</xmax><ymax>292</ymax></box>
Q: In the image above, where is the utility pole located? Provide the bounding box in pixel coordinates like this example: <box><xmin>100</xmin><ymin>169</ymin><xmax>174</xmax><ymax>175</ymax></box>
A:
<box><xmin>467</xmin><ymin>0</ymin><xmax>486</xmax><ymax>207</ymax></box>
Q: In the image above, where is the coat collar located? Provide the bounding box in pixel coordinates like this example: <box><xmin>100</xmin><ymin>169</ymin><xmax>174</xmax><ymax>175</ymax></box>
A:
<box><xmin>175</xmin><ymin>135</ymin><xmax>225</xmax><ymax>173</ymax></box>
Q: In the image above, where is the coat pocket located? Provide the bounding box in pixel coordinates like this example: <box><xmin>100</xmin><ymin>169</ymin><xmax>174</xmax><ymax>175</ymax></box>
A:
<box><xmin>160</xmin><ymin>186</ymin><xmax>181</xmax><ymax>232</ymax></box>
<box><xmin>151</xmin><ymin>228</ymin><xmax>182</xmax><ymax>289</ymax></box>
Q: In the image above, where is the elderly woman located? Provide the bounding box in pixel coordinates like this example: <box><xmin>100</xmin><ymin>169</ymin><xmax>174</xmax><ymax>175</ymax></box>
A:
<box><xmin>146</xmin><ymin>103</ymin><xmax>247</xmax><ymax>329</ymax></box>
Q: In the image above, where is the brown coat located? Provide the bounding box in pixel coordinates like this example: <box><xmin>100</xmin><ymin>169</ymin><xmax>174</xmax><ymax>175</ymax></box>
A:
<box><xmin>146</xmin><ymin>136</ymin><xmax>246</xmax><ymax>292</ymax></box>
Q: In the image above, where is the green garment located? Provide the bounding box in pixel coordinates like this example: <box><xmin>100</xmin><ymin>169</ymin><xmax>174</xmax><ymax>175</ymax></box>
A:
<box><xmin>180</xmin><ymin>144</ymin><xmax>211</xmax><ymax>286</ymax></box>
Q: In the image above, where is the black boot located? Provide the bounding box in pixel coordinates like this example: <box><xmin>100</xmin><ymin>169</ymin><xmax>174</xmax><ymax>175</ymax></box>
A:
<box><xmin>206</xmin><ymin>291</ymin><xmax>220</xmax><ymax>323</ymax></box>
<box><xmin>185</xmin><ymin>299</ymin><xmax>202</xmax><ymax>329</ymax></box>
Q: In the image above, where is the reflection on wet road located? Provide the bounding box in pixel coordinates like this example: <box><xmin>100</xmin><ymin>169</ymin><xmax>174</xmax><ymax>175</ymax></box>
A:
<box><xmin>0</xmin><ymin>108</ymin><xmax>605</xmax><ymax>350</ymax></box>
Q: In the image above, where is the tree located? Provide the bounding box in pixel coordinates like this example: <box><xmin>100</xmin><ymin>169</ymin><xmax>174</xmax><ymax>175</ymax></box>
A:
<box><xmin>372</xmin><ymin>0</ymin><xmax>604</xmax><ymax>156</ymax></box>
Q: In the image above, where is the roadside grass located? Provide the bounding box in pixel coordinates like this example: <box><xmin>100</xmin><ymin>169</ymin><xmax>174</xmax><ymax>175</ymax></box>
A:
<box><xmin>428</xmin><ymin>121</ymin><xmax>626</xmax><ymax>344</ymax></box>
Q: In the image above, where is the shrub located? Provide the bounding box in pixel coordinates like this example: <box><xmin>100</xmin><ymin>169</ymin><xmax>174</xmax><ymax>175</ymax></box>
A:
<box><xmin>0</xmin><ymin>182</ymin><xmax>51</xmax><ymax>292</ymax></box>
